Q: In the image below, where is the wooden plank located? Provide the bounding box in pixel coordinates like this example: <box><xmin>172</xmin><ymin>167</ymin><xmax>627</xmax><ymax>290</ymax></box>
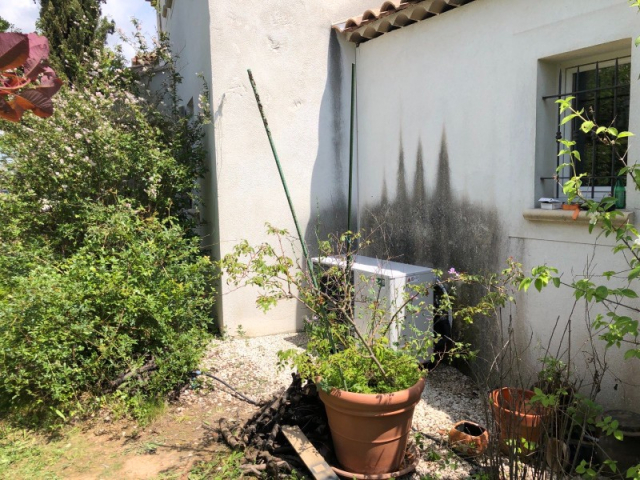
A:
<box><xmin>281</xmin><ymin>425</ymin><xmax>339</xmax><ymax>480</ymax></box>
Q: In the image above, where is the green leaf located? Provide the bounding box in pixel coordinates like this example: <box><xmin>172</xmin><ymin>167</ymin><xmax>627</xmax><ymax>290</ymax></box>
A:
<box><xmin>558</xmin><ymin>139</ymin><xmax>576</xmax><ymax>147</ymax></box>
<box><xmin>629</xmin><ymin>266</ymin><xmax>640</xmax><ymax>281</ymax></box>
<box><xmin>555</xmin><ymin>96</ymin><xmax>575</xmax><ymax>113</ymax></box>
<box><xmin>52</xmin><ymin>408</ymin><xmax>66</xmax><ymax>421</ymax></box>
<box><xmin>519</xmin><ymin>278</ymin><xmax>532</xmax><ymax>292</ymax></box>
<box><xmin>581</xmin><ymin>120</ymin><xmax>595</xmax><ymax>133</ymax></box>
<box><xmin>534</xmin><ymin>278</ymin><xmax>543</xmax><ymax>292</ymax></box>
<box><xmin>619</xmin><ymin>289</ymin><xmax>638</xmax><ymax>298</ymax></box>
<box><xmin>560</xmin><ymin>113</ymin><xmax>579</xmax><ymax>126</ymax></box>
<box><xmin>595</xmin><ymin>286</ymin><xmax>609</xmax><ymax>302</ymax></box>
<box><xmin>617</xmin><ymin>131</ymin><xmax>635</xmax><ymax>139</ymax></box>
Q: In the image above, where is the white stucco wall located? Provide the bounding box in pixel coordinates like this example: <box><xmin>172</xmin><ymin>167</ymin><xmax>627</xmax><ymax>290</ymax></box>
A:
<box><xmin>160</xmin><ymin>0</ymin><xmax>639</xmax><ymax>408</ymax></box>
<box><xmin>162</xmin><ymin>0</ymin><xmax>374</xmax><ymax>336</ymax></box>
<box><xmin>353</xmin><ymin>0</ymin><xmax>640</xmax><ymax>409</ymax></box>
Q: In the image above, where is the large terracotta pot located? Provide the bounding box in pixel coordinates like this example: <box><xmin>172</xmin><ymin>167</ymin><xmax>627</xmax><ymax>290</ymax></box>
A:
<box><xmin>318</xmin><ymin>376</ymin><xmax>426</xmax><ymax>475</ymax></box>
<box><xmin>489</xmin><ymin>387</ymin><xmax>548</xmax><ymax>454</ymax></box>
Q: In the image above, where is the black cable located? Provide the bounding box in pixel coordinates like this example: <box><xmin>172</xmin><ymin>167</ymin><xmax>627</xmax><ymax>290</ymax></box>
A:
<box><xmin>192</xmin><ymin>370</ymin><xmax>262</xmax><ymax>407</ymax></box>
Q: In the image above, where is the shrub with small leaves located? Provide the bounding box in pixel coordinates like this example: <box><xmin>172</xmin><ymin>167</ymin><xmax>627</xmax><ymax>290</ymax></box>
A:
<box><xmin>0</xmin><ymin>203</ymin><xmax>215</xmax><ymax>415</ymax></box>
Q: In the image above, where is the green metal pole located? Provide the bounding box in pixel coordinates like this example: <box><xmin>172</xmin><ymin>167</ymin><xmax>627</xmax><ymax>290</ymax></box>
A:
<box><xmin>247</xmin><ymin>69</ymin><xmax>345</xmax><ymax>389</ymax></box>
<box><xmin>347</xmin><ymin>63</ymin><xmax>356</xmax><ymax>235</ymax></box>
<box><xmin>247</xmin><ymin>69</ymin><xmax>317</xmax><ymax>288</ymax></box>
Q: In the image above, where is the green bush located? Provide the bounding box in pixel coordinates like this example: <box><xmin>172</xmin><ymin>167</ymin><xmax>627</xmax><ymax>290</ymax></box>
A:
<box><xmin>0</xmin><ymin>56</ymin><xmax>206</xmax><ymax>257</ymax></box>
<box><xmin>0</xmin><ymin>44</ymin><xmax>215</xmax><ymax>420</ymax></box>
<box><xmin>0</xmin><ymin>203</ymin><xmax>215</xmax><ymax>413</ymax></box>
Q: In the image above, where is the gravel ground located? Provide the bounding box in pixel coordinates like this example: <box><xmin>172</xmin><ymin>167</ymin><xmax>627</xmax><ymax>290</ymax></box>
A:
<box><xmin>188</xmin><ymin>333</ymin><xmax>488</xmax><ymax>479</ymax></box>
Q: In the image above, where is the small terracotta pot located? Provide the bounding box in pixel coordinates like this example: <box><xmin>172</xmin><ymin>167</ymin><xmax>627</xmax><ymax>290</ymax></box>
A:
<box><xmin>319</xmin><ymin>376</ymin><xmax>426</xmax><ymax>475</ymax></box>
<box><xmin>489</xmin><ymin>387</ymin><xmax>548</xmax><ymax>454</ymax></box>
<box><xmin>562</xmin><ymin>203</ymin><xmax>581</xmax><ymax>220</ymax></box>
<box><xmin>448</xmin><ymin>421</ymin><xmax>489</xmax><ymax>456</ymax></box>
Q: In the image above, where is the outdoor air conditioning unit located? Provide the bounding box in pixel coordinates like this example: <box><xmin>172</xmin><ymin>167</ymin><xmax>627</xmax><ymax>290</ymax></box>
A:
<box><xmin>312</xmin><ymin>255</ymin><xmax>436</xmax><ymax>351</ymax></box>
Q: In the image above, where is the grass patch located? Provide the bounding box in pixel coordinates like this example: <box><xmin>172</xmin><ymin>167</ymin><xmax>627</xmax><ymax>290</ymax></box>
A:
<box><xmin>0</xmin><ymin>425</ymin><xmax>64</xmax><ymax>480</ymax></box>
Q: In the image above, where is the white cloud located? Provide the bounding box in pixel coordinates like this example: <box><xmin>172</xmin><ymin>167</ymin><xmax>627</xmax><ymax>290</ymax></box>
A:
<box><xmin>0</xmin><ymin>0</ymin><xmax>157</xmax><ymax>63</ymax></box>
<box><xmin>0</xmin><ymin>0</ymin><xmax>39</xmax><ymax>33</ymax></box>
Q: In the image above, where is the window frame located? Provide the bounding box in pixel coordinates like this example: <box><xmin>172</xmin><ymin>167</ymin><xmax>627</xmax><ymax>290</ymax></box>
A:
<box><xmin>558</xmin><ymin>55</ymin><xmax>631</xmax><ymax>202</ymax></box>
<box><xmin>537</xmin><ymin>44</ymin><xmax>632</xmax><ymax>204</ymax></box>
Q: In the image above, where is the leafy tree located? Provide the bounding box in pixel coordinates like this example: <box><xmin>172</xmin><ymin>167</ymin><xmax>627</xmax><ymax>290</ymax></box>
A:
<box><xmin>36</xmin><ymin>0</ymin><xmax>114</xmax><ymax>83</ymax></box>
<box><xmin>0</xmin><ymin>16</ymin><xmax>13</xmax><ymax>33</ymax></box>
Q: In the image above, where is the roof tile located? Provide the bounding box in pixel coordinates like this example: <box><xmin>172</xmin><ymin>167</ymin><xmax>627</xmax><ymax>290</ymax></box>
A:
<box><xmin>333</xmin><ymin>0</ymin><xmax>476</xmax><ymax>44</ymax></box>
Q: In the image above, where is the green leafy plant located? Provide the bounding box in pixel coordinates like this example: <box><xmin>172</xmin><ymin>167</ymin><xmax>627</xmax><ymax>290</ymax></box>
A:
<box><xmin>222</xmin><ymin>227</ymin><xmax>512</xmax><ymax>394</ymax></box>
<box><xmin>0</xmin><ymin>203</ymin><xmax>215</xmax><ymax>416</ymax></box>
<box><xmin>0</xmin><ymin>33</ymin><xmax>215</xmax><ymax>422</ymax></box>
<box><xmin>524</xmin><ymin>93</ymin><xmax>640</xmax><ymax>366</ymax></box>
<box><xmin>517</xmin><ymin>21</ymin><xmax>640</xmax><ymax>473</ymax></box>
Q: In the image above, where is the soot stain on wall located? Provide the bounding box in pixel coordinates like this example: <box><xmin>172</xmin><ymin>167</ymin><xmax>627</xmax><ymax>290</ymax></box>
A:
<box><xmin>304</xmin><ymin>30</ymin><xmax>348</xmax><ymax>251</ymax></box>
<box><xmin>363</xmin><ymin>131</ymin><xmax>502</xmax><ymax>275</ymax></box>
<box><xmin>328</xmin><ymin>30</ymin><xmax>345</xmax><ymax>188</ymax></box>
<box><xmin>361</xmin><ymin>132</ymin><xmax>503</xmax><ymax>380</ymax></box>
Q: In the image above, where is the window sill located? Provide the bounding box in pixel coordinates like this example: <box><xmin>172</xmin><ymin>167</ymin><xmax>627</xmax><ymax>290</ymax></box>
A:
<box><xmin>523</xmin><ymin>209</ymin><xmax>634</xmax><ymax>226</ymax></box>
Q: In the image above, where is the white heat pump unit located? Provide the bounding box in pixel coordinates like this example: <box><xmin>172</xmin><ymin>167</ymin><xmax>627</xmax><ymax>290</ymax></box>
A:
<box><xmin>312</xmin><ymin>255</ymin><xmax>436</xmax><ymax>350</ymax></box>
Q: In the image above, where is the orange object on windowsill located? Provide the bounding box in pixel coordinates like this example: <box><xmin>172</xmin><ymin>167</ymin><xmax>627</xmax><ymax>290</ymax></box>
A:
<box><xmin>562</xmin><ymin>204</ymin><xmax>581</xmax><ymax>220</ymax></box>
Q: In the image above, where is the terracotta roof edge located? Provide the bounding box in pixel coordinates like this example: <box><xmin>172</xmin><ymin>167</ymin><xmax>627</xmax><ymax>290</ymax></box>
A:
<box><xmin>333</xmin><ymin>0</ymin><xmax>475</xmax><ymax>43</ymax></box>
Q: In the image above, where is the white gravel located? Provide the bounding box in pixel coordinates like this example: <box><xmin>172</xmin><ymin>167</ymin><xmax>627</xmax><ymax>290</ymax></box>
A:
<box><xmin>187</xmin><ymin>333</ymin><xmax>487</xmax><ymax>479</ymax></box>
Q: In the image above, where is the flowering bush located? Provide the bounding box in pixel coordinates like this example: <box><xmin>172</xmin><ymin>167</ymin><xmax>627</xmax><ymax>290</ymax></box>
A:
<box><xmin>0</xmin><ymin>40</ymin><xmax>214</xmax><ymax>421</ymax></box>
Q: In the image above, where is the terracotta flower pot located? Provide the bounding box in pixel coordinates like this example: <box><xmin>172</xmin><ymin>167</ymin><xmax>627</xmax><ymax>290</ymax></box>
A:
<box><xmin>318</xmin><ymin>376</ymin><xmax>426</xmax><ymax>475</ymax></box>
<box><xmin>448</xmin><ymin>421</ymin><xmax>489</xmax><ymax>456</ymax></box>
<box><xmin>489</xmin><ymin>387</ymin><xmax>548</xmax><ymax>454</ymax></box>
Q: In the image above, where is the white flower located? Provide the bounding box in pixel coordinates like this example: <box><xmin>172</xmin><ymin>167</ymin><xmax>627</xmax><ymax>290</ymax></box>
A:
<box><xmin>588</xmin><ymin>212</ymin><xmax>600</xmax><ymax>225</ymax></box>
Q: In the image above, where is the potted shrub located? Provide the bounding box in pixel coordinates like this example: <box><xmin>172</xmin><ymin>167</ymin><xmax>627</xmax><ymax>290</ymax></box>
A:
<box><xmin>221</xmin><ymin>228</ymin><xmax>494</xmax><ymax>475</ymax></box>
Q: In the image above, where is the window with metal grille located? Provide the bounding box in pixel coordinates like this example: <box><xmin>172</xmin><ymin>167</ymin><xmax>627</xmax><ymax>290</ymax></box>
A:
<box><xmin>543</xmin><ymin>55</ymin><xmax>630</xmax><ymax>201</ymax></box>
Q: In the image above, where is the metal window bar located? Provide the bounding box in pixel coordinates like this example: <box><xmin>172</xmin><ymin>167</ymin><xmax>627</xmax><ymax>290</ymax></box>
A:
<box><xmin>541</xmin><ymin>55</ymin><xmax>631</xmax><ymax>199</ymax></box>
<box><xmin>591</xmin><ymin>61</ymin><xmax>598</xmax><ymax>199</ymax></box>
<box><xmin>611</xmin><ymin>57</ymin><xmax>618</xmax><ymax>193</ymax></box>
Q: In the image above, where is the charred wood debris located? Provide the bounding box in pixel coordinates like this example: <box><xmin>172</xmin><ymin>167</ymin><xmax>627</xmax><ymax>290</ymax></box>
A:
<box><xmin>217</xmin><ymin>373</ymin><xmax>333</xmax><ymax>477</ymax></box>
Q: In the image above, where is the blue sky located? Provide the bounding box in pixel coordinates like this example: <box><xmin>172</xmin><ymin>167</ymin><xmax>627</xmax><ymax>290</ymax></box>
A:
<box><xmin>0</xmin><ymin>0</ymin><xmax>157</xmax><ymax>63</ymax></box>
